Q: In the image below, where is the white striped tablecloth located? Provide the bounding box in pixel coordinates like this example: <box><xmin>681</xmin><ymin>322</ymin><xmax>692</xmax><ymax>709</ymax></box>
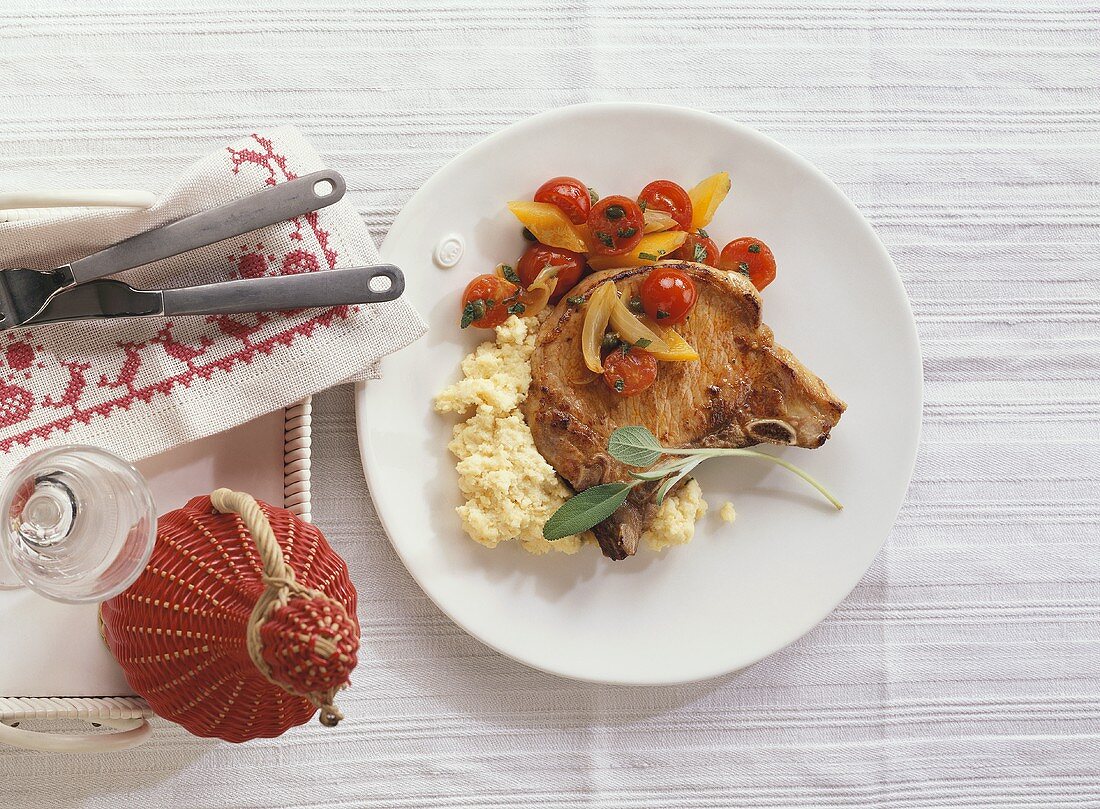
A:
<box><xmin>1</xmin><ymin>2</ymin><xmax>1097</xmax><ymax>807</ymax></box>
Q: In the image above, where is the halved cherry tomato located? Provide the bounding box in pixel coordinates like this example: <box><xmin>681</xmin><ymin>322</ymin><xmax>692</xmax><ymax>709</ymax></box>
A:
<box><xmin>640</xmin><ymin>266</ymin><xmax>698</xmax><ymax>326</ymax></box>
<box><xmin>516</xmin><ymin>243</ymin><xmax>586</xmax><ymax>303</ymax></box>
<box><xmin>602</xmin><ymin>346</ymin><xmax>659</xmax><ymax>396</ymax></box>
<box><xmin>719</xmin><ymin>237</ymin><xmax>776</xmax><ymax>291</ymax></box>
<box><xmin>671</xmin><ymin>230</ymin><xmax>719</xmax><ymax>266</ymax></box>
<box><xmin>534</xmin><ymin>176</ymin><xmax>591</xmax><ymax>226</ymax></box>
<box><xmin>460</xmin><ymin>274</ymin><xmax>520</xmax><ymax>329</ymax></box>
<box><xmin>587</xmin><ymin>195</ymin><xmax>645</xmax><ymax>255</ymax></box>
<box><xmin>638</xmin><ymin>180</ymin><xmax>693</xmax><ymax>231</ymax></box>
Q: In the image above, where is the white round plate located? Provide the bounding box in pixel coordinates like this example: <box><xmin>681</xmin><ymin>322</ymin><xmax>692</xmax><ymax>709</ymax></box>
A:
<box><xmin>356</xmin><ymin>103</ymin><xmax>921</xmax><ymax>685</ymax></box>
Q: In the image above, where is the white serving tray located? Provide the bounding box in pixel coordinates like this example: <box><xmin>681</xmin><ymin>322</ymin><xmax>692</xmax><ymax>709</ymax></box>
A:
<box><xmin>0</xmin><ymin>398</ymin><xmax>313</xmax><ymax>752</ymax></box>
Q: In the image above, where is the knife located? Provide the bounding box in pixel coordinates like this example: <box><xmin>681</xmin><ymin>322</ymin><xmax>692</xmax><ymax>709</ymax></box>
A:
<box><xmin>17</xmin><ymin>265</ymin><xmax>404</xmax><ymax>328</ymax></box>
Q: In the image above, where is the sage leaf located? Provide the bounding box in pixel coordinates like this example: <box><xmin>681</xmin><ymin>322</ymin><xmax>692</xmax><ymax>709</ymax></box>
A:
<box><xmin>629</xmin><ymin>457</ymin><xmax>693</xmax><ymax>482</ymax></box>
<box><xmin>543</xmin><ymin>483</ymin><xmax>632</xmax><ymax>540</ymax></box>
<box><xmin>655</xmin><ymin>458</ymin><xmax>703</xmax><ymax>506</ymax></box>
<box><xmin>607</xmin><ymin>426</ymin><xmax>663</xmax><ymax>467</ymax></box>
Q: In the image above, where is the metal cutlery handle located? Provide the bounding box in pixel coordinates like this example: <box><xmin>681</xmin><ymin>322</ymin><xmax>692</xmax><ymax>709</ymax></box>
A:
<box><xmin>161</xmin><ymin>265</ymin><xmax>404</xmax><ymax>316</ymax></box>
<box><xmin>65</xmin><ymin>170</ymin><xmax>347</xmax><ymax>285</ymax></box>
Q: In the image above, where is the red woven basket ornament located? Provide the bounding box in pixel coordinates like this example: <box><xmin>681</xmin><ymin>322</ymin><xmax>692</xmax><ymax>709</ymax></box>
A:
<box><xmin>100</xmin><ymin>489</ymin><xmax>360</xmax><ymax>742</ymax></box>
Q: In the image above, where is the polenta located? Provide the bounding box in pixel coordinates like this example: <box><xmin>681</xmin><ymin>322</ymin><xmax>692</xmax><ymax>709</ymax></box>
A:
<box><xmin>435</xmin><ymin>316</ymin><xmax>706</xmax><ymax>555</ymax></box>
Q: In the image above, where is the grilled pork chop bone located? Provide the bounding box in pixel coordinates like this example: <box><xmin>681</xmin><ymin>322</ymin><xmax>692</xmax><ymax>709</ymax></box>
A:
<box><xmin>524</xmin><ymin>262</ymin><xmax>846</xmax><ymax>560</ymax></box>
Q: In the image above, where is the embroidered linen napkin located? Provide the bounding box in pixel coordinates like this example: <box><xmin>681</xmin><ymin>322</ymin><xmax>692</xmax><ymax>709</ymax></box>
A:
<box><xmin>0</xmin><ymin>127</ymin><xmax>425</xmax><ymax>475</ymax></box>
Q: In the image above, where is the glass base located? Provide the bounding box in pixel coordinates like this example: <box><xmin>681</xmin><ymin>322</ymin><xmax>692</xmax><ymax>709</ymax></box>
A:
<box><xmin>0</xmin><ymin>446</ymin><xmax>156</xmax><ymax>603</ymax></box>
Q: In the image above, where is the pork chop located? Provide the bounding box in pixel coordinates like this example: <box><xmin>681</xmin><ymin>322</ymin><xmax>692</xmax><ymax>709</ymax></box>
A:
<box><xmin>524</xmin><ymin>262</ymin><xmax>846</xmax><ymax>560</ymax></box>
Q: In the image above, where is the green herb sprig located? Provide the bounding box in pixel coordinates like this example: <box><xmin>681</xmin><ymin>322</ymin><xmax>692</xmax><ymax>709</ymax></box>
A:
<box><xmin>543</xmin><ymin>426</ymin><xmax>841</xmax><ymax>540</ymax></box>
<box><xmin>460</xmin><ymin>299</ymin><xmax>486</xmax><ymax>329</ymax></box>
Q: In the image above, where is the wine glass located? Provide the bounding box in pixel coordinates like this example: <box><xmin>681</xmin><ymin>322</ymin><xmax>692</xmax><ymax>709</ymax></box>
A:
<box><xmin>0</xmin><ymin>446</ymin><xmax>156</xmax><ymax>603</ymax></box>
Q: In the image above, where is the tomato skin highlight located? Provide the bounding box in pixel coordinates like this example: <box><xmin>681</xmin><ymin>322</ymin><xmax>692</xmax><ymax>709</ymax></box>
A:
<box><xmin>639</xmin><ymin>180</ymin><xmax>694</xmax><ymax>231</ymax></box>
<box><xmin>719</xmin><ymin>237</ymin><xmax>776</xmax><ymax>291</ymax></box>
<box><xmin>602</xmin><ymin>346</ymin><xmax>659</xmax><ymax>396</ymax></box>
<box><xmin>534</xmin><ymin>176</ymin><xmax>591</xmax><ymax>225</ymax></box>
<box><xmin>640</xmin><ymin>267</ymin><xmax>698</xmax><ymax>326</ymax></box>
<box><xmin>460</xmin><ymin>274</ymin><xmax>520</xmax><ymax>329</ymax></box>
<box><xmin>587</xmin><ymin>195</ymin><xmax>645</xmax><ymax>255</ymax></box>
<box><xmin>671</xmin><ymin>231</ymin><xmax>719</xmax><ymax>266</ymax></box>
<box><xmin>516</xmin><ymin>243</ymin><xmax>586</xmax><ymax>303</ymax></box>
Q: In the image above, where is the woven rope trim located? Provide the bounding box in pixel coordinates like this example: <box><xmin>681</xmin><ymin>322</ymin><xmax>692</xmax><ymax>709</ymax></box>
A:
<box><xmin>0</xmin><ymin>696</ymin><xmax>151</xmax><ymax>722</ymax></box>
<box><xmin>283</xmin><ymin>398</ymin><xmax>312</xmax><ymax>523</ymax></box>
<box><xmin>210</xmin><ymin>488</ymin><xmax>348</xmax><ymax>727</ymax></box>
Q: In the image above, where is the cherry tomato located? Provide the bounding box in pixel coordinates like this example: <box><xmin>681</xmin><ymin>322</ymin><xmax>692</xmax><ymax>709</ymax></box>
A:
<box><xmin>638</xmin><ymin>180</ymin><xmax>693</xmax><ymax>231</ymax></box>
<box><xmin>671</xmin><ymin>230</ymin><xmax>719</xmax><ymax>266</ymax></box>
<box><xmin>534</xmin><ymin>176</ymin><xmax>591</xmax><ymax>225</ymax></box>
<box><xmin>602</xmin><ymin>346</ymin><xmax>659</xmax><ymax>396</ymax></box>
<box><xmin>460</xmin><ymin>274</ymin><xmax>520</xmax><ymax>329</ymax></box>
<box><xmin>587</xmin><ymin>195</ymin><xmax>645</xmax><ymax>255</ymax></box>
<box><xmin>640</xmin><ymin>266</ymin><xmax>698</xmax><ymax>326</ymax></box>
<box><xmin>719</xmin><ymin>237</ymin><xmax>776</xmax><ymax>291</ymax></box>
<box><xmin>516</xmin><ymin>243</ymin><xmax>586</xmax><ymax>303</ymax></box>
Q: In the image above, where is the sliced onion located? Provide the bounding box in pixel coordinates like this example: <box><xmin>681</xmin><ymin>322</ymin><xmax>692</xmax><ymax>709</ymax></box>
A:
<box><xmin>581</xmin><ymin>282</ymin><xmax>616</xmax><ymax>373</ymax></box>
<box><xmin>566</xmin><ymin>368</ymin><xmax>599</xmax><ymax>386</ymax></box>
<box><xmin>518</xmin><ymin>265</ymin><xmax>558</xmax><ymax>318</ymax></box>
<box><xmin>608</xmin><ymin>293</ymin><xmax>672</xmax><ymax>355</ymax></box>
<box><xmin>646</xmin><ymin>321</ymin><xmax>700</xmax><ymax>362</ymax></box>
<box><xmin>642</xmin><ymin>208</ymin><xmax>677</xmax><ymax>233</ymax></box>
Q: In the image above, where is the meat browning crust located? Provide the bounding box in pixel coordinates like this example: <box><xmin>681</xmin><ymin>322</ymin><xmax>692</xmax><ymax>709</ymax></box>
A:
<box><xmin>524</xmin><ymin>262</ymin><xmax>846</xmax><ymax>560</ymax></box>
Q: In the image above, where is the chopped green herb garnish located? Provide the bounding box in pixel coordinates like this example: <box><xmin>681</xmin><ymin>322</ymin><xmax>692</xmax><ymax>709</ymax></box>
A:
<box><xmin>692</xmin><ymin>243</ymin><xmax>708</xmax><ymax>263</ymax></box>
<box><xmin>737</xmin><ymin>262</ymin><xmax>750</xmax><ymax>276</ymax></box>
<box><xmin>638</xmin><ymin>200</ymin><xmax>648</xmax><ymax>211</ymax></box>
<box><xmin>507</xmin><ymin>302</ymin><xmax>526</xmax><ymax>315</ymax></box>
<box><xmin>500</xmin><ymin>264</ymin><xmax>520</xmax><ymax>284</ymax></box>
<box><xmin>617</xmin><ymin>226</ymin><xmax>637</xmax><ymax>239</ymax></box>
<box><xmin>638</xmin><ymin>252</ymin><xmax>659</xmax><ymax>261</ymax></box>
<box><xmin>613</xmin><ymin>378</ymin><xmax>625</xmax><ymax>393</ymax></box>
<box><xmin>522</xmin><ymin>227</ymin><xmax>536</xmax><ymax>242</ymax></box>
<box><xmin>656</xmin><ymin>309</ymin><xmax>670</xmax><ymax>319</ymax></box>
<box><xmin>605</xmin><ymin>204</ymin><xmax>625</xmax><ymax>221</ymax></box>
<box><xmin>634</xmin><ymin>338</ymin><xmax>652</xmax><ymax>349</ymax></box>
<box><xmin>460</xmin><ymin>299</ymin><xmax>486</xmax><ymax>329</ymax></box>
<box><xmin>588</xmin><ymin>187</ymin><xmax>599</xmax><ymax>205</ymax></box>
<box><xmin>596</xmin><ymin>231</ymin><xmax>615</xmax><ymax>248</ymax></box>
<box><xmin>601</xmin><ymin>331</ymin><xmax>622</xmax><ymax>350</ymax></box>
<box><xmin>620</xmin><ymin>343</ymin><xmax>631</xmax><ymax>356</ymax></box>
<box><xmin>697</xmin><ymin>227</ymin><xmax>709</xmax><ymax>239</ymax></box>
<box><xmin>566</xmin><ymin>295</ymin><xmax>586</xmax><ymax>306</ymax></box>
<box><xmin>627</xmin><ymin>296</ymin><xmax>644</xmax><ymax>313</ymax></box>
<box><xmin>748</xmin><ymin>243</ymin><xmax>761</xmax><ymax>254</ymax></box>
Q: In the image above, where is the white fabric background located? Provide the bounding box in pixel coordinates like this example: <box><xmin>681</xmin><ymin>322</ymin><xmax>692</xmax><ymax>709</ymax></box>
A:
<box><xmin>2</xmin><ymin>2</ymin><xmax>1098</xmax><ymax>807</ymax></box>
